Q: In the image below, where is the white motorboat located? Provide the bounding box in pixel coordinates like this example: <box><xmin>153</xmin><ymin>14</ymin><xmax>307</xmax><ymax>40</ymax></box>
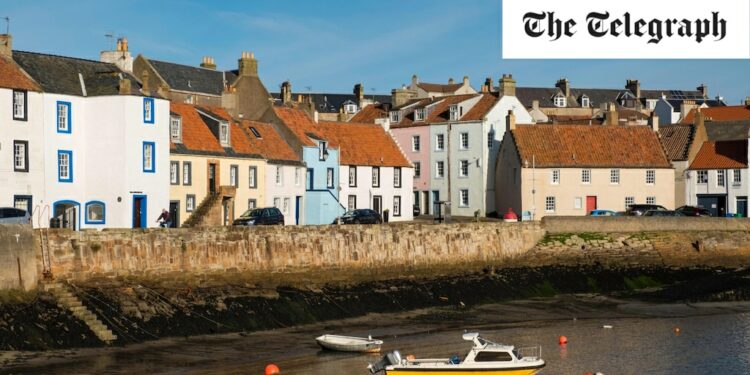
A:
<box><xmin>316</xmin><ymin>334</ymin><xmax>383</xmax><ymax>353</ymax></box>
<box><xmin>368</xmin><ymin>332</ymin><xmax>545</xmax><ymax>374</ymax></box>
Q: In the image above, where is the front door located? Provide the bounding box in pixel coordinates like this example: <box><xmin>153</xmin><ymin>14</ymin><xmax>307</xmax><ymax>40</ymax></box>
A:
<box><xmin>208</xmin><ymin>163</ymin><xmax>217</xmax><ymax>194</ymax></box>
<box><xmin>54</xmin><ymin>202</ymin><xmax>78</xmax><ymax>230</ymax></box>
<box><xmin>423</xmin><ymin>191</ymin><xmax>430</xmax><ymax>215</ymax></box>
<box><xmin>737</xmin><ymin>197</ymin><xmax>748</xmax><ymax>217</ymax></box>
<box><xmin>169</xmin><ymin>201</ymin><xmax>180</xmax><ymax>228</ymax></box>
<box><xmin>133</xmin><ymin>196</ymin><xmax>147</xmax><ymax>228</ymax></box>
<box><xmin>698</xmin><ymin>195</ymin><xmax>727</xmax><ymax>217</ymax></box>
<box><xmin>295</xmin><ymin>196</ymin><xmax>302</xmax><ymax>225</ymax></box>
<box><xmin>373</xmin><ymin>196</ymin><xmax>382</xmax><ymax>215</ymax></box>
<box><xmin>586</xmin><ymin>196</ymin><xmax>597</xmax><ymax>214</ymax></box>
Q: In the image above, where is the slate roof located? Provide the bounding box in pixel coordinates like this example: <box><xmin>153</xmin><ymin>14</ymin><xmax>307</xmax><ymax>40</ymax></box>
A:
<box><xmin>13</xmin><ymin>51</ymin><xmax>143</xmax><ymax>96</ymax></box>
<box><xmin>658</xmin><ymin>125</ymin><xmax>695</xmax><ymax>161</ymax></box>
<box><xmin>0</xmin><ymin>56</ymin><xmax>39</xmax><ymax>91</ymax></box>
<box><xmin>511</xmin><ymin>125</ymin><xmax>671</xmax><ymax>168</ymax></box>
<box><xmin>417</xmin><ymin>82</ymin><xmax>464</xmax><ymax>93</ymax></box>
<box><xmin>705</xmin><ymin>120</ymin><xmax>750</xmax><ymax>141</ymax></box>
<box><xmin>689</xmin><ymin>140</ymin><xmax>748</xmax><ymax>170</ymax></box>
<box><xmin>239</xmin><ymin>120</ymin><xmax>300</xmax><ymax>164</ymax></box>
<box><xmin>665</xmin><ymin>98</ymin><xmax>725</xmax><ymax>112</ymax></box>
<box><xmin>271</xmin><ymin>92</ymin><xmax>391</xmax><ymax>113</ymax></box>
<box><xmin>682</xmin><ymin>106</ymin><xmax>750</xmax><ymax>124</ymax></box>
<box><xmin>148</xmin><ymin>59</ymin><xmax>232</xmax><ymax>96</ymax></box>
<box><xmin>515</xmin><ymin>87</ymin><xmax>705</xmax><ymax>109</ymax></box>
<box><xmin>315</xmin><ymin>121</ymin><xmax>411</xmax><ymax>167</ymax></box>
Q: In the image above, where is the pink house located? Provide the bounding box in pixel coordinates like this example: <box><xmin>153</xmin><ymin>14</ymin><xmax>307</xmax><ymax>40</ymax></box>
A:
<box><xmin>391</xmin><ymin>123</ymin><xmax>431</xmax><ymax>215</ymax></box>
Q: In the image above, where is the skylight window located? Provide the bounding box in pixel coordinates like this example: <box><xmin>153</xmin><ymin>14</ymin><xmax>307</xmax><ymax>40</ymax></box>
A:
<box><xmin>250</xmin><ymin>127</ymin><xmax>261</xmax><ymax>138</ymax></box>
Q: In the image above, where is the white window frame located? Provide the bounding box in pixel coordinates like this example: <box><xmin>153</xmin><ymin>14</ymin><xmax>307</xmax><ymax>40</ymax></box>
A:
<box><xmin>459</xmin><ymin>132</ymin><xmax>469</xmax><ymax>150</ymax></box>
<box><xmin>393</xmin><ymin>196</ymin><xmax>402</xmax><ymax>216</ymax></box>
<box><xmin>219</xmin><ymin>121</ymin><xmax>230</xmax><ymax>146</ymax></box>
<box><xmin>646</xmin><ymin>196</ymin><xmax>656</xmax><ymax>205</ymax></box>
<box><xmin>248</xmin><ymin>199</ymin><xmax>257</xmax><ymax>210</ymax></box>
<box><xmin>170</xmin><ymin>161</ymin><xmax>179</xmax><ymax>185</ymax></box>
<box><xmin>13</xmin><ymin>141</ymin><xmax>27</xmax><ymax>171</ymax></box>
<box><xmin>170</xmin><ymin>116</ymin><xmax>182</xmax><ymax>143</ymax></box>
<box><xmin>318</xmin><ymin>140</ymin><xmax>328</xmax><ymax>161</ymax></box>
<box><xmin>183</xmin><ymin>162</ymin><xmax>192</xmax><ymax>185</ymax></box>
<box><xmin>57</xmin><ymin>102</ymin><xmax>70</xmax><ymax>133</ymax></box>
<box><xmin>574</xmin><ymin>197</ymin><xmax>583</xmax><ymax>209</ymax></box>
<box><xmin>273</xmin><ymin>197</ymin><xmax>281</xmax><ymax>209</ymax></box>
<box><xmin>459</xmin><ymin>160</ymin><xmax>469</xmax><ymax>178</ymax></box>
<box><xmin>554</xmin><ymin>95</ymin><xmax>566</xmax><ymax>108</ymax></box>
<box><xmin>610</xmin><ymin>169</ymin><xmax>620</xmax><ymax>185</ymax></box>
<box><xmin>394</xmin><ymin>167</ymin><xmax>402</xmax><ymax>188</ymax></box>
<box><xmin>415</xmin><ymin>108</ymin><xmax>426</xmax><ymax>121</ymax></box>
<box><xmin>717</xmin><ymin>170</ymin><xmax>726</xmax><ymax>187</ymax></box>
<box><xmin>545</xmin><ymin>196</ymin><xmax>556</xmax><ymax>212</ymax></box>
<box><xmin>372</xmin><ymin>167</ymin><xmax>380</xmax><ymax>187</ymax></box>
<box><xmin>348</xmin><ymin>195</ymin><xmax>357</xmax><ymax>211</ymax></box>
<box><xmin>551</xmin><ymin>169</ymin><xmax>560</xmax><ymax>185</ymax></box>
<box><xmin>646</xmin><ymin>170</ymin><xmax>655</xmax><ymax>185</ymax></box>
<box><xmin>327</xmin><ymin>168</ymin><xmax>335</xmax><ymax>188</ymax></box>
<box><xmin>13</xmin><ymin>90</ymin><xmax>26</xmax><ymax>120</ymax></box>
<box><xmin>581</xmin><ymin>96</ymin><xmax>590</xmax><ymax>108</ymax></box>
<box><xmin>275</xmin><ymin>165</ymin><xmax>283</xmax><ymax>186</ymax></box>
<box><xmin>697</xmin><ymin>170</ymin><xmax>708</xmax><ymax>184</ymax></box>
<box><xmin>412</xmin><ymin>135</ymin><xmax>421</xmax><ymax>152</ymax></box>
<box><xmin>186</xmin><ymin>195</ymin><xmax>196</xmax><ymax>212</ymax></box>
<box><xmin>230</xmin><ymin>165</ymin><xmax>238</xmax><ymax>187</ymax></box>
<box><xmin>581</xmin><ymin>169</ymin><xmax>591</xmax><ymax>184</ymax></box>
<box><xmin>349</xmin><ymin>166</ymin><xmax>357</xmax><ymax>187</ymax></box>
<box><xmin>143</xmin><ymin>143</ymin><xmax>154</xmax><ymax>173</ymax></box>
<box><xmin>459</xmin><ymin>189</ymin><xmax>469</xmax><ymax>207</ymax></box>
<box><xmin>390</xmin><ymin>111</ymin><xmax>401</xmax><ymax>123</ymax></box>
<box><xmin>625</xmin><ymin>196</ymin><xmax>635</xmax><ymax>209</ymax></box>
<box><xmin>414</xmin><ymin>162</ymin><xmax>421</xmax><ymax>178</ymax></box>
<box><xmin>733</xmin><ymin>169</ymin><xmax>742</xmax><ymax>186</ymax></box>
<box><xmin>295</xmin><ymin>167</ymin><xmax>301</xmax><ymax>186</ymax></box>
<box><xmin>436</xmin><ymin>161</ymin><xmax>445</xmax><ymax>178</ymax></box>
<box><xmin>435</xmin><ymin>134</ymin><xmax>445</xmax><ymax>151</ymax></box>
<box><xmin>283</xmin><ymin>198</ymin><xmax>290</xmax><ymax>214</ymax></box>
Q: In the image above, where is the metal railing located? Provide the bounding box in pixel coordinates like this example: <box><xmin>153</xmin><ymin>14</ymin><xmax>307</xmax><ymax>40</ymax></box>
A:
<box><xmin>516</xmin><ymin>346</ymin><xmax>542</xmax><ymax>361</ymax></box>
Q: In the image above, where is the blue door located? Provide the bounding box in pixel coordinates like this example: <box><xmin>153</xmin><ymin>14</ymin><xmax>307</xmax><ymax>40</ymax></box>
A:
<box><xmin>295</xmin><ymin>196</ymin><xmax>302</xmax><ymax>225</ymax></box>
<box><xmin>133</xmin><ymin>195</ymin><xmax>147</xmax><ymax>228</ymax></box>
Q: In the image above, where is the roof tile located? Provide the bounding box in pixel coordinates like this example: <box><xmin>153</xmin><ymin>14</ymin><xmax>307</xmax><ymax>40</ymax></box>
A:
<box><xmin>689</xmin><ymin>140</ymin><xmax>748</xmax><ymax>169</ymax></box>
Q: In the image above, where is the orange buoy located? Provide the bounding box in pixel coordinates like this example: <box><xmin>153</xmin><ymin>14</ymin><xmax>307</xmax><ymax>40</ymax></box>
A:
<box><xmin>674</xmin><ymin>327</ymin><xmax>681</xmax><ymax>335</ymax></box>
<box><xmin>558</xmin><ymin>335</ymin><xmax>568</xmax><ymax>345</ymax></box>
<box><xmin>265</xmin><ymin>364</ymin><xmax>280</xmax><ymax>375</ymax></box>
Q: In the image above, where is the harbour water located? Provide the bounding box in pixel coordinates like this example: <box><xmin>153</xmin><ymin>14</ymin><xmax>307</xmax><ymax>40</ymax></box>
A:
<box><xmin>3</xmin><ymin>296</ymin><xmax>750</xmax><ymax>374</ymax></box>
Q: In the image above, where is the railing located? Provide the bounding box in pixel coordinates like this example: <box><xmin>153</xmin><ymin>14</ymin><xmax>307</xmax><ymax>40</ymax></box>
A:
<box><xmin>516</xmin><ymin>346</ymin><xmax>542</xmax><ymax>361</ymax></box>
<box><xmin>33</xmin><ymin>204</ymin><xmax>50</xmax><ymax>228</ymax></box>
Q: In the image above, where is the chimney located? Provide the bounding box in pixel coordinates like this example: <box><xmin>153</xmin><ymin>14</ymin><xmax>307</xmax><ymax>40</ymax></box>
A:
<box><xmin>649</xmin><ymin>112</ymin><xmax>659</xmax><ymax>132</ymax></box>
<box><xmin>238</xmin><ymin>51</ymin><xmax>258</xmax><ymax>77</ymax></box>
<box><xmin>141</xmin><ymin>70</ymin><xmax>151</xmax><ymax>93</ymax></box>
<box><xmin>200</xmin><ymin>56</ymin><xmax>217</xmax><ymax>70</ymax></box>
<box><xmin>354</xmin><ymin>83</ymin><xmax>364</xmax><ymax>102</ymax></box>
<box><xmin>697</xmin><ymin>84</ymin><xmax>708</xmax><ymax>98</ymax></box>
<box><xmin>482</xmin><ymin>77</ymin><xmax>492</xmax><ymax>93</ymax></box>
<box><xmin>119</xmin><ymin>78</ymin><xmax>132</xmax><ymax>95</ymax></box>
<box><xmin>555</xmin><ymin>78</ymin><xmax>570</xmax><ymax>98</ymax></box>
<box><xmin>391</xmin><ymin>87</ymin><xmax>417</xmax><ymax>107</ymax></box>
<box><xmin>681</xmin><ymin>100</ymin><xmax>698</xmax><ymax>120</ymax></box>
<box><xmin>448</xmin><ymin>78</ymin><xmax>455</xmax><ymax>85</ymax></box>
<box><xmin>338</xmin><ymin>107</ymin><xmax>347</xmax><ymax>122</ymax></box>
<box><xmin>745</xmin><ymin>97</ymin><xmax>750</xmax><ymax>106</ymax></box>
<box><xmin>411</xmin><ymin>74</ymin><xmax>418</xmax><ymax>88</ymax></box>
<box><xmin>626</xmin><ymin>79</ymin><xmax>641</xmax><ymax>98</ymax></box>
<box><xmin>605</xmin><ymin>102</ymin><xmax>619</xmax><ymax>125</ymax></box>
<box><xmin>281</xmin><ymin>81</ymin><xmax>292</xmax><ymax>105</ymax></box>
<box><xmin>532</xmin><ymin>100</ymin><xmax>540</xmax><ymax>111</ymax></box>
<box><xmin>0</xmin><ymin>34</ymin><xmax>11</xmax><ymax>59</ymax></box>
<box><xmin>99</xmin><ymin>37</ymin><xmax>133</xmax><ymax>73</ymax></box>
<box><xmin>498</xmin><ymin>74</ymin><xmax>516</xmax><ymax>97</ymax></box>
<box><xmin>506</xmin><ymin>110</ymin><xmax>516</xmax><ymax>132</ymax></box>
<box><xmin>120</xmin><ymin>37</ymin><xmax>128</xmax><ymax>52</ymax></box>
<box><xmin>463</xmin><ymin>76</ymin><xmax>469</xmax><ymax>86</ymax></box>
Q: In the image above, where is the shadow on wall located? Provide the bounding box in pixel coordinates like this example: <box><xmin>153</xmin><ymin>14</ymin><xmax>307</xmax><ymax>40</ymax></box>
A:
<box><xmin>0</xmin><ymin>224</ymin><xmax>37</xmax><ymax>291</ymax></box>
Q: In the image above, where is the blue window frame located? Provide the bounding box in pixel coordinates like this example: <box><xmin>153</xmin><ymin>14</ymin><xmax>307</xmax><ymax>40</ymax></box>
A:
<box><xmin>84</xmin><ymin>201</ymin><xmax>106</xmax><ymax>225</ymax></box>
<box><xmin>57</xmin><ymin>150</ymin><xmax>73</xmax><ymax>183</ymax></box>
<box><xmin>56</xmin><ymin>101</ymin><xmax>72</xmax><ymax>133</ymax></box>
<box><xmin>143</xmin><ymin>97</ymin><xmax>155</xmax><ymax>124</ymax></box>
<box><xmin>143</xmin><ymin>141</ymin><xmax>155</xmax><ymax>173</ymax></box>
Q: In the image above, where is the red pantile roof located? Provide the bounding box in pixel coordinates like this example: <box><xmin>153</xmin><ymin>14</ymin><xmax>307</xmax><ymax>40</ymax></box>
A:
<box><xmin>424</xmin><ymin>94</ymin><xmax>481</xmax><ymax>123</ymax></box>
<box><xmin>390</xmin><ymin>94</ymin><xmax>497</xmax><ymax>128</ymax></box>
<box><xmin>0</xmin><ymin>56</ymin><xmax>39</xmax><ymax>91</ymax></box>
<box><xmin>461</xmin><ymin>93</ymin><xmax>499</xmax><ymax>121</ymax></box>
<box><xmin>682</xmin><ymin>106</ymin><xmax>750</xmax><ymax>124</ymax></box>
<box><xmin>511</xmin><ymin>125</ymin><xmax>672</xmax><ymax>168</ymax></box>
<box><xmin>350</xmin><ymin>104</ymin><xmax>387</xmax><ymax>123</ymax></box>
<box><xmin>197</xmin><ymin>105</ymin><xmax>258</xmax><ymax>156</ymax></box>
<box><xmin>689</xmin><ymin>140</ymin><xmax>748</xmax><ymax>170</ymax></box>
<box><xmin>316</xmin><ymin>121</ymin><xmax>411</xmax><ymax>167</ymax></box>
<box><xmin>240</xmin><ymin>120</ymin><xmax>299</xmax><ymax>163</ymax></box>
<box><xmin>170</xmin><ymin>102</ymin><xmax>224</xmax><ymax>153</ymax></box>
<box><xmin>273</xmin><ymin>107</ymin><xmax>318</xmax><ymax>147</ymax></box>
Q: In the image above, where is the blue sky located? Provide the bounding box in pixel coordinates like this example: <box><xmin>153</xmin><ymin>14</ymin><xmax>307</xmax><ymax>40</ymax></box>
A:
<box><xmin>4</xmin><ymin>0</ymin><xmax>749</xmax><ymax>103</ymax></box>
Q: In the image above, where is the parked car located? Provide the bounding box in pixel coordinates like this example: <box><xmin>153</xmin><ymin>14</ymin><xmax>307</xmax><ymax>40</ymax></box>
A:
<box><xmin>333</xmin><ymin>209</ymin><xmax>382</xmax><ymax>224</ymax></box>
<box><xmin>625</xmin><ymin>204</ymin><xmax>668</xmax><ymax>216</ymax></box>
<box><xmin>644</xmin><ymin>210</ymin><xmax>684</xmax><ymax>217</ymax></box>
<box><xmin>675</xmin><ymin>205</ymin><xmax>711</xmax><ymax>217</ymax></box>
<box><xmin>589</xmin><ymin>210</ymin><xmax>616</xmax><ymax>216</ymax></box>
<box><xmin>0</xmin><ymin>207</ymin><xmax>31</xmax><ymax>225</ymax></box>
<box><xmin>232</xmin><ymin>207</ymin><xmax>284</xmax><ymax>226</ymax></box>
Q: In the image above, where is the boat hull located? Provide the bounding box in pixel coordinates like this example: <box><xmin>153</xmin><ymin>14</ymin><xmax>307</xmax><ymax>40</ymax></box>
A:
<box><xmin>385</xmin><ymin>366</ymin><xmax>543</xmax><ymax>375</ymax></box>
<box><xmin>315</xmin><ymin>335</ymin><xmax>382</xmax><ymax>353</ymax></box>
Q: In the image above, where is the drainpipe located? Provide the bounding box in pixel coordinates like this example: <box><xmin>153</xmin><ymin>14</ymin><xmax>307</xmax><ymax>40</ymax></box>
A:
<box><xmin>446</xmin><ymin>122</ymin><xmax>452</xmax><ymax>220</ymax></box>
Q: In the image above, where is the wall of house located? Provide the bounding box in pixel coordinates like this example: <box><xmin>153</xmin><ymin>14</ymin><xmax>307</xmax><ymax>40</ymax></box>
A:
<box><xmin>494</xmin><ymin>133</ymin><xmax>523</xmax><ymax>217</ymax></box>
<box><xmin>339</xmin><ymin>165</ymin><xmax>414</xmax><ymax>222</ymax></box>
<box><xmin>303</xmin><ymin>146</ymin><xmax>344</xmax><ymax>224</ymax></box>
<box><xmin>450</xmin><ymin>121</ymin><xmax>485</xmax><ymax>217</ymax></box>
<box><xmin>673</xmin><ymin>160</ymin><xmax>689</xmax><ymax>207</ymax></box>
<box><xmin>521</xmin><ymin>167</ymin><xmax>675</xmax><ymax>219</ymax></box>
<box><xmin>686</xmin><ymin>169</ymin><xmax>748</xmax><ymax>215</ymax></box>
<box><xmin>390</xmin><ymin>126</ymin><xmax>430</xmax><ymax>191</ymax></box>
<box><xmin>264</xmin><ymin>163</ymin><xmax>305</xmax><ymax>225</ymax></box>
<box><xmin>0</xmin><ymin>89</ymin><xmax>46</xmax><ymax>226</ymax></box>
<box><xmin>654</xmin><ymin>100</ymin><xmax>679</xmax><ymax>126</ymax></box>
<box><xmin>429</xmin><ymin>124</ymin><xmax>448</xmax><ymax>214</ymax></box>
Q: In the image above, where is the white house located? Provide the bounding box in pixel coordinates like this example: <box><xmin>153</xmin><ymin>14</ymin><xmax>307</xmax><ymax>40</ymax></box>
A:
<box><xmin>685</xmin><ymin>139</ymin><xmax>749</xmax><ymax>217</ymax></box>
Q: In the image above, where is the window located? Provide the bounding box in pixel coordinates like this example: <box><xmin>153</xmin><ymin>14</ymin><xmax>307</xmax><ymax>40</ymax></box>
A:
<box><xmin>412</xmin><ymin>135</ymin><xmax>421</xmax><ymax>152</ymax></box>
<box><xmin>435</xmin><ymin>134</ymin><xmax>445</xmax><ymax>151</ymax></box>
<box><xmin>13</xmin><ymin>90</ymin><xmax>27</xmax><ymax>120</ymax></box>
<box><xmin>574</xmin><ymin>197</ymin><xmax>583</xmax><ymax>209</ymax></box>
<box><xmin>219</xmin><ymin>121</ymin><xmax>230</xmax><ymax>146</ymax></box>
<box><xmin>646</xmin><ymin>196</ymin><xmax>656</xmax><ymax>205</ymax></box>
<box><xmin>349</xmin><ymin>166</ymin><xmax>357</xmax><ymax>187</ymax></box>
<box><xmin>551</xmin><ymin>169</ymin><xmax>560</xmax><ymax>185</ymax></box>
<box><xmin>13</xmin><ymin>196</ymin><xmax>32</xmax><ymax>214</ymax></box>
<box><xmin>734</xmin><ymin>169</ymin><xmax>742</xmax><ymax>186</ymax></box>
<box><xmin>372</xmin><ymin>167</ymin><xmax>380</xmax><ymax>187</ymax></box>
<box><xmin>554</xmin><ymin>95</ymin><xmax>566</xmax><ymax>107</ymax></box>
<box><xmin>625</xmin><ymin>196</ymin><xmax>635</xmax><ymax>209</ymax></box>
<box><xmin>394</xmin><ymin>167</ymin><xmax>402</xmax><ymax>187</ymax></box>
<box><xmin>250</xmin><ymin>127</ymin><xmax>261</xmax><ymax>138</ymax></box>
<box><xmin>170</xmin><ymin>161</ymin><xmax>179</xmax><ymax>185</ymax></box>
<box><xmin>295</xmin><ymin>167</ymin><xmax>301</xmax><ymax>186</ymax></box>
<box><xmin>459</xmin><ymin>160</ymin><xmax>469</xmax><ymax>177</ymax></box>
<box><xmin>249</xmin><ymin>166</ymin><xmax>257</xmax><ymax>188</ymax></box>
<box><xmin>170</xmin><ymin>116</ymin><xmax>182</xmax><ymax>142</ymax></box>
<box><xmin>283</xmin><ymin>198</ymin><xmax>290</xmax><ymax>214</ymax></box>
<box><xmin>610</xmin><ymin>169</ymin><xmax>620</xmax><ymax>184</ymax></box>
<box><xmin>460</xmin><ymin>132</ymin><xmax>469</xmax><ymax>150</ymax></box>
<box><xmin>459</xmin><ymin>189</ymin><xmax>469</xmax><ymax>207</ymax></box>
<box><xmin>348</xmin><ymin>195</ymin><xmax>357</xmax><ymax>211</ymax></box>
<box><xmin>475</xmin><ymin>352</ymin><xmax>513</xmax><ymax>362</ymax></box>
<box><xmin>143</xmin><ymin>97</ymin><xmax>154</xmax><ymax>124</ymax></box>
<box><xmin>717</xmin><ymin>170</ymin><xmax>726</xmax><ymax>187</ymax></box>
<box><xmin>230</xmin><ymin>165</ymin><xmax>239</xmax><ymax>187</ymax></box>
<box><xmin>414</xmin><ymin>162</ymin><xmax>421</xmax><ymax>178</ymax></box>
<box><xmin>85</xmin><ymin>201</ymin><xmax>105</xmax><ymax>225</ymax></box>
<box><xmin>545</xmin><ymin>196</ymin><xmax>556</xmax><ymax>212</ymax></box>
<box><xmin>394</xmin><ymin>196</ymin><xmax>402</xmax><ymax>216</ymax></box>
<box><xmin>143</xmin><ymin>142</ymin><xmax>155</xmax><ymax>173</ymax></box>
<box><xmin>13</xmin><ymin>140</ymin><xmax>28</xmax><ymax>172</ymax></box>
<box><xmin>581</xmin><ymin>95</ymin><xmax>590</xmax><ymax>108</ymax></box>
<box><xmin>186</xmin><ymin>195</ymin><xmax>196</xmax><ymax>212</ymax></box>
<box><xmin>186</xmin><ymin>95</ymin><xmax>194</xmax><ymax>104</ymax></box>
<box><xmin>582</xmin><ymin>169</ymin><xmax>591</xmax><ymax>184</ymax></box>
<box><xmin>318</xmin><ymin>140</ymin><xmax>328</xmax><ymax>160</ymax></box>
<box><xmin>248</xmin><ymin>199</ymin><xmax>257</xmax><ymax>210</ymax></box>
<box><xmin>275</xmin><ymin>166</ymin><xmax>283</xmax><ymax>185</ymax></box>
<box><xmin>487</xmin><ymin>130</ymin><xmax>495</xmax><ymax>149</ymax></box>
<box><xmin>450</xmin><ymin>105</ymin><xmax>459</xmax><ymax>120</ymax></box>
<box><xmin>327</xmin><ymin>168</ymin><xmax>335</xmax><ymax>188</ymax></box>
<box><xmin>345</xmin><ymin>103</ymin><xmax>358</xmax><ymax>113</ymax></box>
<box><xmin>58</xmin><ymin>150</ymin><xmax>72</xmax><ymax>183</ymax></box>
<box><xmin>390</xmin><ymin>111</ymin><xmax>401</xmax><ymax>123</ymax></box>
<box><xmin>273</xmin><ymin>197</ymin><xmax>281</xmax><ymax>208</ymax></box>
<box><xmin>646</xmin><ymin>170</ymin><xmax>655</xmax><ymax>185</ymax></box>
<box><xmin>183</xmin><ymin>162</ymin><xmax>192</xmax><ymax>185</ymax></box>
<box><xmin>415</xmin><ymin>108</ymin><xmax>426</xmax><ymax>121</ymax></box>
<box><xmin>57</xmin><ymin>101</ymin><xmax>71</xmax><ymax>133</ymax></box>
<box><xmin>436</xmin><ymin>161</ymin><xmax>444</xmax><ymax>178</ymax></box>
<box><xmin>697</xmin><ymin>170</ymin><xmax>708</xmax><ymax>184</ymax></box>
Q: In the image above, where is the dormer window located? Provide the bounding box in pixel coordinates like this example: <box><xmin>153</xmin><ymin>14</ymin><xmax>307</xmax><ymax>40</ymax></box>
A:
<box><xmin>553</xmin><ymin>95</ymin><xmax>566</xmax><ymax>108</ymax></box>
<box><xmin>449</xmin><ymin>105</ymin><xmax>459</xmax><ymax>121</ymax></box>
<box><xmin>415</xmin><ymin>108</ymin><xmax>426</xmax><ymax>121</ymax></box>
<box><xmin>580</xmin><ymin>95</ymin><xmax>590</xmax><ymax>108</ymax></box>
<box><xmin>170</xmin><ymin>115</ymin><xmax>182</xmax><ymax>143</ymax></box>
<box><xmin>219</xmin><ymin>121</ymin><xmax>230</xmax><ymax>146</ymax></box>
<box><xmin>318</xmin><ymin>140</ymin><xmax>328</xmax><ymax>161</ymax></box>
<box><xmin>390</xmin><ymin>111</ymin><xmax>401</xmax><ymax>123</ymax></box>
<box><xmin>344</xmin><ymin>102</ymin><xmax>358</xmax><ymax>114</ymax></box>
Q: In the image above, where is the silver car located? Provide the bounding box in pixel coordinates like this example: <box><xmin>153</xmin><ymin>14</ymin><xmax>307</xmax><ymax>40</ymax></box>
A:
<box><xmin>0</xmin><ymin>207</ymin><xmax>31</xmax><ymax>225</ymax></box>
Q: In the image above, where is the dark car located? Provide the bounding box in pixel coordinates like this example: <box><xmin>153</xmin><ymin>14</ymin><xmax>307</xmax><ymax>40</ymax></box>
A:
<box><xmin>643</xmin><ymin>210</ymin><xmax>684</xmax><ymax>217</ymax></box>
<box><xmin>676</xmin><ymin>205</ymin><xmax>711</xmax><ymax>217</ymax></box>
<box><xmin>233</xmin><ymin>207</ymin><xmax>284</xmax><ymax>226</ymax></box>
<box><xmin>625</xmin><ymin>204</ymin><xmax>668</xmax><ymax>216</ymax></box>
<box><xmin>333</xmin><ymin>209</ymin><xmax>382</xmax><ymax>224</ymax></box>
<box><xmin>0</xmin><ymin>207</ymin><xmax>31</xmax><ymax>225</ymax></box>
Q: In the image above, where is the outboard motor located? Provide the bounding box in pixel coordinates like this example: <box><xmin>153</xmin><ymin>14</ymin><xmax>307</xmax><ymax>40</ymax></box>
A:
<box><xmin>368</xmin><ymin>350</ymin><xmax>402</xmax><ymax>373</ymax></box>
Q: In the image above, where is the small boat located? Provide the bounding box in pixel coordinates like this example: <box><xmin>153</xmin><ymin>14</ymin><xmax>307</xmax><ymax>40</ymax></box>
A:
<box><xmin>368</xmin><ymin>332</ymin><xmax>545</xmax><ymax>374</ymax></box>
<box><xmin>316</xmin><ymin>334</ymin><xmax>383</xmax><ymax>353</ymax></box>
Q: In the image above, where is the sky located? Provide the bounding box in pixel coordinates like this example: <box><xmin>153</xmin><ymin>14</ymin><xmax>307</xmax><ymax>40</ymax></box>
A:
<box><xmin>3</xmin><ymin>0</ymin><xmax>749</xmax><ymax>104</ymax></box>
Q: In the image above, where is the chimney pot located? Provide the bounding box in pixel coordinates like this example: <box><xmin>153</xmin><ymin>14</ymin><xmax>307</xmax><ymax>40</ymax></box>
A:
<box><xmin>0</xmin><ymin>34</ymin><xmax>12</xmax><ymax>58</ymax></box>
<box><xmin>448</xmin><ymin>78</ymin><xmax>455</xmax><ymax>85</ymax></box>
<box><xmin>499</xmin><ymin>74</ymin><xmax>516</xmax><ymax>97</ymax></box>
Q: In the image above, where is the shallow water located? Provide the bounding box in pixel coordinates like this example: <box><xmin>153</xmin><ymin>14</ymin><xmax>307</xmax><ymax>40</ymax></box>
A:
<box><xmin>4</xmin><ymin>297</ymin><xmax>750</xmax><ymax>374</ymax></box>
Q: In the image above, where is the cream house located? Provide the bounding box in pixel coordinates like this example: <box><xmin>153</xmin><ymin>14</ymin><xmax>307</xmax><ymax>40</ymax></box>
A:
<box><xmin>495</xmin><ymin>122</ymin><xmax>674</xmax><ymax>219</ymax></box>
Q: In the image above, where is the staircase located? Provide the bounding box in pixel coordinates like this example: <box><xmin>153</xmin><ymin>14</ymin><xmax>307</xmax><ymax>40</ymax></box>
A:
<box><xmin>182</xmin><ymin>186</ymin><xmax>237</xmax><ymax>227</ymax></box>
<box><xmin>182</xmin><ymin>192</ymin><xmax>221</xmax><ymax>227</ymax></box>
<box><xmin>43</xmin><ymin>282</ymin><xmax>117</xmax><ymax>343</ymax></box>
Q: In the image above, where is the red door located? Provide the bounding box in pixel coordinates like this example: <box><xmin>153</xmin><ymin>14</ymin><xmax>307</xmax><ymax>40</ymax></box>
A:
<box><xmin>586</xmin><ymin>196</ymin><xmax>597</xmax><ymax>214</ymax></box>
